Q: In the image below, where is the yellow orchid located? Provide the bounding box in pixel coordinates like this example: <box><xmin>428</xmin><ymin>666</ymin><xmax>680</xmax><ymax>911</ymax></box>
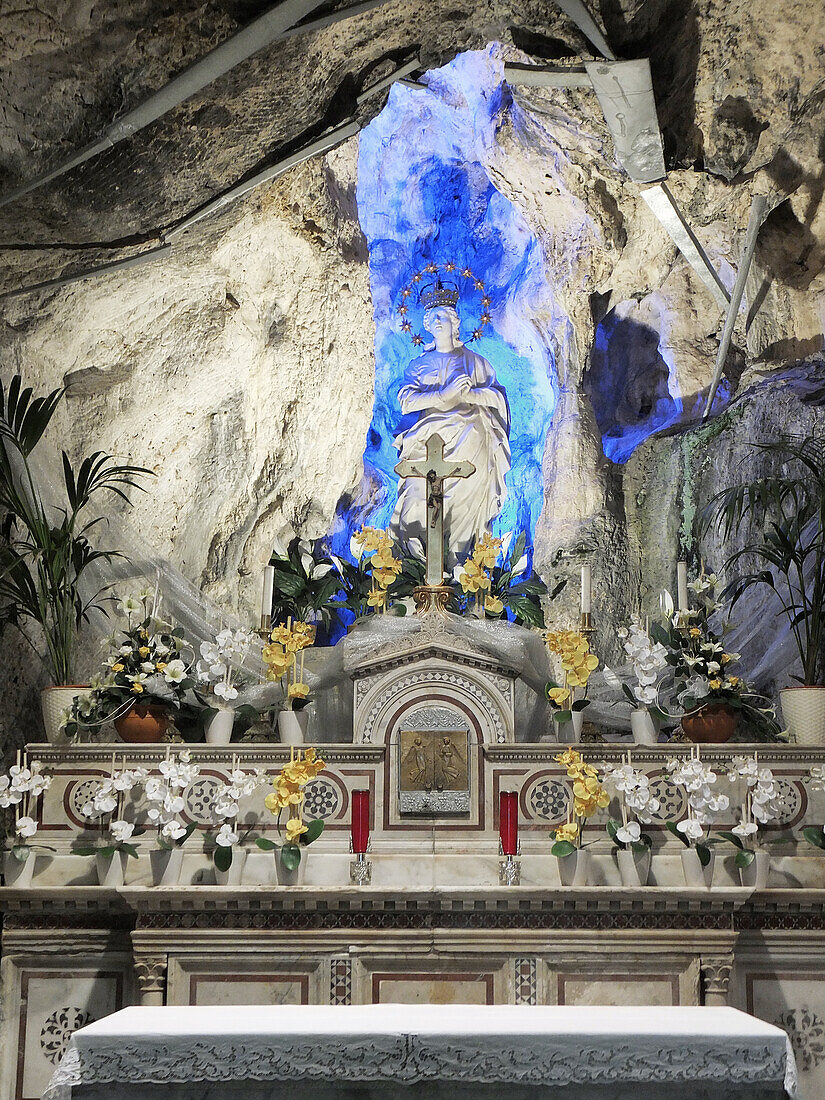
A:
<box><xmin>554</xmin><ymin>821</ymin><xmax>579</xmax><ymax>844</ymax></box>
<box><xmin>471</xmin><ymin>534</ymin><xmax>502</xmax><ymax>569</ymax></box>
<box><xmin>288</xmin><ymin>682</ymin><xmax>310</xmax><ymax>700</ymax></box>
<box><xmin>285</xmin><ymin>817</ymin><xmax>309</xmax><ymax>842</ymax></box>
<box><xmin>373</xmin><ymin>566</ymin><xmax>400</xmax><ymax>589</ymax></box>
<box><xmin>353</xmin><ymin>526</ymin><xmax>384</xmax><ymax>553</ymax></box>
<box><xmin>484</xmin><ymin>595</ymin><xmax>504</xmax><ymax>614</ymax></box>
<box><xmin>547</xmin><ymin>686</ymin><xmax>570</xmax><ymax>707</ymax></box>
<box><xmin>269</xmin><ymin>625</ymin><xmax>292</xmax><ymax>647</ymax></box>
<box><xmin>459</xmin><ymin>559</ymin><xmax>491</xmax><ymax>594</ymax></box>
<box><xmin>367</xmin><ymin>588</ymin><xmax>387</xmax><ymax>608</ymax></box>
<box><xmin>553</xmin><ymin>748</ymin><xmax>581</xmax><ymax>769</ymax></box>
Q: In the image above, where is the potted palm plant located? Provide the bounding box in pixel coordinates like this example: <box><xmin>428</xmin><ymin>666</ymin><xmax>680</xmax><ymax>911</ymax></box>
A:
<box><xmin>702</xmin><ymin>436</ymin><xmax>825</xmax><ymax>744</ymax></box>
<box><xmin>0</xmin><ymin>377</ymin><xmax>150</xmax><ymax>741</ymax></box>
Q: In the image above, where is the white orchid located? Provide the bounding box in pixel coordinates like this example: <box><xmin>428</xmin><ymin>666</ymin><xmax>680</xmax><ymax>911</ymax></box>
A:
<box><xmin>732</xmin><ymin>821</ymin><xmax>758</xmax><ymax>839</ymax></box>
<box><xmin>215</xmin><ymin>823</ymin><xmax>238</xmax><ymax>847</ymax></box>
<box><xmin>161</xmin><ymin>820</ymin><xmax>187</xmax><ymax>841</ymax></box>
<box><xmin>110</xmin><ymin>819</ymin><xmax>134</xmax><ymax>843</ymax></box>
<box><xmin>677</xmin><ymin>818</ymin><xmax>706</xmax><ymax>843</ymax></box>
<box><xmin>668</xmin><ymin>756</ymin><xmax>729</xmax><ymax>845</ymax></box>
<box><xmin>15</xmin><ymin>816</ymin><xmax>38</xmax><ymax>839</ymax></box>
<box><xmin>616</xmin><ymin>821</ymin><xmax>641</xmax><ymax>845</ymax></box>
<box><xmin>214</xmin><ymin>795</ymin><xmax>239</xmax><ymax>818</ymax></box>
<box><xmin>214</xmin><ymin>681</ymin><xmax>238</xmax><ymax>701</ymax></box>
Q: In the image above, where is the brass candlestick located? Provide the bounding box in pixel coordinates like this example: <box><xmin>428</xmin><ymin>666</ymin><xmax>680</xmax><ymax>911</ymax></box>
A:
<box><xmin>256</xmin><ymin>613</ymin><xmax>272</xmax><ymax>642</ymax></box>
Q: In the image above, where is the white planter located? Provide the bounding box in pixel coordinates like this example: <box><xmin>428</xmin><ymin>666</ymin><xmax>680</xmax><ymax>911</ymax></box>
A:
<box><xmin>205</xmin><ymin>707</ymin><xmax>234</xmax><ymax>746</ymax></box>
<box><xmin>781</xmin><ymin>686</ymin><xmax>825</xmax><ymax>746</ymax></box>
<box><xmin>617</xmin><ymin>845</ymin><xmax>652</xmax><ymax>887</ymax></box>
<box><xmin>40</xmin><ymin>685</ymin><xmax>89</xmax><ymax>744</ymax></box>
<box><xmin>681</xmin><ymin>847</ymin><xmax>715</xmax><ymax>888</ymax></box>
<box><xmin>150</xmin><ymin>847</ymin><xmax>184</xmax><ymax>887</ymax></box>
<box><xmin>630</xmin><ymin>708</ymin><xmax>659</xmax><ymax>746</ymax></box>
<box><xmin>553</xmin><ymin>710</ymin><xmax>583</xmax><ymax>744</ymax></box>
<box><xmin>274</xmin><ymin>848</ymin><xmax>307</xmax><ymax>886</ymax></box>
<box><xmin>557</xmin><ymin>847</ymin><xmax>590</xmax><ymax>886</ymax></box>
<box><xmin>278</xmin><ymin>709</ymin><xmax>308</xmax><ymax>745</ymax></box>
<box><xmin>95</xmin><ymin>851</ymin><xmax>128</xmax><ymax>888</ymax></box>
<box><xmin>4</xmin><ymin>848</ymin><xmax>36</xmax><ymax>887</ymax></box>
<box><xmin>214</xmin><ymin>847</ymin><xmax>247</xmax><ymax>886</ymax></box>
<box><xmin>738</xmin><ymin>850</ymin><xmax>769</xmax><ymax>890</ymax></box>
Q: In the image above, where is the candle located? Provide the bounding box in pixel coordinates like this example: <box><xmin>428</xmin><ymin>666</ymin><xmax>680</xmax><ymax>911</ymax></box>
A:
<box><xmin>499</xmin><ymin>791</ymin><xmax>518</xmax><ymax>856</ymax></box>
<box><xmin>261</xmin><ymin>565</ymin><xmax>275</xmax><ymax>620</ymax></box>
<box><xmin>677</xmin><ymin>561</ymin><xmax>689</xmax><ymax>611</ymax></box>
<box><xmin>580</xmin><ymin>564</ymin><xmax>592</xmax><ymax>615</ymax></box>
<box><xmin>351</xmin><ymin>790</ymin><xmax>370</xmax><ymax>854</ymax></box>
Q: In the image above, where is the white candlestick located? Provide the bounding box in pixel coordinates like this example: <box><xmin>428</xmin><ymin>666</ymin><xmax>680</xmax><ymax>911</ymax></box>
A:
<box><xmin>677</xmin><ymin>561</ymin><xmax>689</xmax><ymax>611</ymax></box>
<box><xmin>261</xmin><ymin>565</ymin><xmax>275</xmax><ymax>619</ymax></box>
<box><xmin>580</xmin><ymin>564</ymin><xmax>592</xmax><ymax>615</ymax></box>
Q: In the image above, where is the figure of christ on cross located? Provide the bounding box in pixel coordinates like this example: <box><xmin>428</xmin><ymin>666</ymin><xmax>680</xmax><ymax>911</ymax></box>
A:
<box><xmin>394</xmin><ymin>432</ymin><xmax>475</xmax><ymax>588</ymax></box>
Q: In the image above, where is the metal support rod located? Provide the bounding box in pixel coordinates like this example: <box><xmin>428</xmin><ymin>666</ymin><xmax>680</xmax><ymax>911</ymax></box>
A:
<box><xmin>552</xmin><ymin>0</ymin><xmax>616</xmax><ymax>60</ymax></box>
<box><xmin>0</xmin><ymin>0</ymin><xmax>393</xmax><ymax>210</ymax></box>
<box><xmin>702</xmin><ymin>195</ymin><xmax>768</xmax><ymax>419</ymax></box>
<box><xmin>503</xmin><ymin>62</ymin><xmax>593</xmax><ymax>89</ymax></box>
<box><xmin>0</xmin><ymin>244</ymin><xmax>170</xmax><ymax>302</ymax></box>
<box><xmin>356</xmin><ymin>58</ymin><xmax>421</xmax><ymax>106</ymax></box>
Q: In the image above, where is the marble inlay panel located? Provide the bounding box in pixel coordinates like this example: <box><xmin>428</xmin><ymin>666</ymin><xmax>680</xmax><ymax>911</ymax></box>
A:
<box><xmin>372</xmin><ymin>972</ymin><xmax>494</xmax><ymax>1005</ymax></box>
<box><xmin>189</xmin><ymin>975</ymin><xmax>308</xmax><ymax>1006</ymax></box>
<box><xmin>559</xmin><ymin>975</ymin><xmax>679</xmax><ymax>1007</ymax></box>
<box><xmin>747</xmin><ymin>972</ymin><xmax>825</xmax><ymax>1099</ymax></box>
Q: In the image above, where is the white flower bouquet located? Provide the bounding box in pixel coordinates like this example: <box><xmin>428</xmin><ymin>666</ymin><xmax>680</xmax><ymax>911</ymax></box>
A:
<box><xmin>665</xmin><ymin>750</ymin><xmax>730</xmax><ymax>869</ymax></box>
<box><xmin>1</xmin><ymin>754</ymin><xmax>53</xmax><ymax>867</ymax></box>
<box><xmin>74</xmin><ymin>756</ymin><xmax>147</xmax><ymax>861</ymax></box>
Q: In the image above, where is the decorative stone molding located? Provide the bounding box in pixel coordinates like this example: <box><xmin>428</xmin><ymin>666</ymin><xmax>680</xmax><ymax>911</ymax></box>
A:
<box><xmin>701</xmin><ymin>954</ymin><xmax>733</xmax><ymax>1006</ymax></box>
<box><xmin>513</xmin><ymin>957</ymin><xmax>537</xmax><ymax>1004</ymax></box>
<box><xmin>133</xmin><ymin>954</ymin><xmax>168</xmax><ymax>1006</ymax></box>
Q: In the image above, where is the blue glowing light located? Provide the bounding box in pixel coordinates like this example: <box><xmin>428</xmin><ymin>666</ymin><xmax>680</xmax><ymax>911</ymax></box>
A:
<box><xmin>326</xmin><ymin>47</ymin><xmax>556</xmax><ymax>560</ymax></box>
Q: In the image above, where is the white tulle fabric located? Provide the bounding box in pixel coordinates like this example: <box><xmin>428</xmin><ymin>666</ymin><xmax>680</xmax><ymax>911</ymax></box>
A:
<box><xmin>43</xmin><ymin>1004</ymin><xmax>797</xmax><ymax>1100</ymax></box>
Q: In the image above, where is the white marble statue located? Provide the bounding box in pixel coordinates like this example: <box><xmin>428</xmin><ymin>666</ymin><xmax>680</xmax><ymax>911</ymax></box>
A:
<box><xmin>390</xmin><ymin>303</ymin><xmax>511</xmax><ymax>562</ymax></box>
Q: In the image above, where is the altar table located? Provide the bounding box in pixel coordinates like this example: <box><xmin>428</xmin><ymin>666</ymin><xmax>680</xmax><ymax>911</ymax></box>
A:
<box><xmin>44</xmin><ymin>1003</ymin><xmax>797</xmax><ymax>1099</ymax></box>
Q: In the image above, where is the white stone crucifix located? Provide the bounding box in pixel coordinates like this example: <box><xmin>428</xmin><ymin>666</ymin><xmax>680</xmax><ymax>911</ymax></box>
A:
<box><xmin>394</xmin><ymin>432</ymin><xmax>475</xmax><ymax>587</ymax></box>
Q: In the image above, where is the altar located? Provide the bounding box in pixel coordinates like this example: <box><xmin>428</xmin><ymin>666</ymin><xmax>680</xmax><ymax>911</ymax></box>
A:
<box><xmin>43</xmin><ymin>1004</ymin><xmax>797</xmax><ymax>1099</ymax></box>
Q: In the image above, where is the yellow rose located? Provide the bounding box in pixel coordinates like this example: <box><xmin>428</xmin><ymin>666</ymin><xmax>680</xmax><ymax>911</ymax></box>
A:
<box><xmin>689</xmin><ymin>627</ymin><xmax>701</xmax><ymax>638</ymax></box>
<box><xmin>111</xmin><ymin>663</ymin><xmax>124</xmax><ymax>672</ymax></box>
<box><xmin>156</xmin><ymin>661</ymin><xmax>167</xmax><ymax>671</ymax></box>
<box><xmin>130</xmin><ymin>682</ymin><xmax>144</xmax><ymax>694</ymax></box>
<box><xmin>138</xmin><ymin>646</ymin><xmax>150</xmax><ymax>657</ymax></box>
<box><xmin>709</xmin><ymin>678</ymin><xmax>722</xmax><ymax>690</ymax></box>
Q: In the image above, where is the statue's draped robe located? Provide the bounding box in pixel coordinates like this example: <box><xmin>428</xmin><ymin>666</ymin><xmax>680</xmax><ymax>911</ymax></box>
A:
<box><xmin>390</xmin><ymin>345</ymin><xmax>511</xmax><ymax>563</ymax></box>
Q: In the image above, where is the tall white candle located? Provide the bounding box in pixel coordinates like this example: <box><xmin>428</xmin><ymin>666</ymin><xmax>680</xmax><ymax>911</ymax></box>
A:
<box><xmin>580</xmin><ymin>564</ymin><xmax>592</xmax><ymax>615</ymax></box>
<box><xmin>677</xmin><ymin>561</ymin><xmax>689</xmax><ymax>611</ymax></box>
<box><xmin>261</xmin><ymin>565</ymin><xmax>275</xmax><ymax>619</ymax></box>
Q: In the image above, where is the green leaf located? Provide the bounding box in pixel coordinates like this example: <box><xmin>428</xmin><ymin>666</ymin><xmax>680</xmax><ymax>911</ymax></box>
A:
<box><xmin>606</xmin><ymin>819</ymin><xmax>624</xmax><ymax>848</ymax></box>
<box><xmin>280</xmin><ymin>843</ymin><xmax>301</xmax><ymax>871</ymax></box>
<box><xmin>632</xmin><ymin>836</ymin><xmax>653</xmax><ymax>852</ymax></box>
<box><xmin>571</xmin><ymin>698</ymin><xmax>591</xmax><ymax>712</ymax></box>
<box><xmin>717</xmin><ymin>830</ymin><xmax>745</xmax><ymax>850</ymax></box>
<box><xmin>72</xmin><ymin>847</ymin><xmax>97</xmax><ymax>857</ymax></box>
<box><xmin>214</xmin><ymin>845</ymin><xmax>233</xmax><ymax>872</ymax></box>
<box><xmin>551</xmin><ymin>840</ymin><xmax>577</xmax><ymax>858</ymax></box>
<box><xmin>300</xmin><ymin>818</ymin><xmax>324</xmax><ymax>845</ymax></box>
<box><xmin>255</xmin><ymin>837</ymin><xmax>279</xmax><ymax>851</ymax></box>
<box><xmin>553</xmin><ymin>709</ymin><xmax>572</xmax><ymax>723</ymax></box>
<box><xmin>120</xmin><ymin>842</ymin><xmax>139</xmax><ymax>860</ymax></box>
<box><xmin>11</xmin><ymin>845</ymin><xmax>31</xmax><ymax>862</ymax></box>
<box><xmin>696</xmin><ymin>843</ymin><xmax>712</xmax><ymax>867</ymax></box>
<box><xmin>801</xmin><ymin>826</ymin><xmax>825</xmax><ymax>850</ymax></box>
<box><xmin>735</xmin><ymin>849</ymin><xmax>755</xmax><ymax>868</ymax></box>
<box><xmin>176</xmin><ymin>822</ymin><xmax>198</xmax><ymax>847</ymax></box>
<box><xmin>621</xmin><ymin>683</ymin><xmax>638</xmax><ymax>705</ymax></box>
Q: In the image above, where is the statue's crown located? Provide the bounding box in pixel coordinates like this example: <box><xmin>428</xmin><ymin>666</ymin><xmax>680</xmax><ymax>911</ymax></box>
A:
<box><xmin>419</xmin><ymin>278</ymin><xmax>459</xmax><ymax>310</ymax></box>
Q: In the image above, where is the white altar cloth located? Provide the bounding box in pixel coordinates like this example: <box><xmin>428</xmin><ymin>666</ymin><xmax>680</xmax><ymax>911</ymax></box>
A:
<box><xmin>44</xmin><ymin>1003</ymin><xmax>797</xmax><ymax>1100</ymax></box>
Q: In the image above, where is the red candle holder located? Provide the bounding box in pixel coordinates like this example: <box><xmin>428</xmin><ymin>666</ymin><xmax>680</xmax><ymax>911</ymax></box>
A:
<box><xmin>351</xmin><ymin>789</ymin><xmax>370</xmax><ymax>855</ymax></box>
<box><xmin>499</xmin><ymin>791</ymin><xmax>518</xmax><ymax>857</ymax></box>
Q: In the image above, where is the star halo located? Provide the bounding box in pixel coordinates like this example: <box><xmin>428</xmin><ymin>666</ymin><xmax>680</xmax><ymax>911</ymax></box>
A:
<box><xmin>395</xmin><ymin>260</ymin><xmax>492</xmax><ymax>347</ymax></box>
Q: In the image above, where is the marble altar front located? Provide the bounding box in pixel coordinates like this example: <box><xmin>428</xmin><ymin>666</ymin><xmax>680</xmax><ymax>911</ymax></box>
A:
<box><xmin>2</xmin><ymin>741</ymin><xmax>825</xmax><ymax>1099</ymax></box>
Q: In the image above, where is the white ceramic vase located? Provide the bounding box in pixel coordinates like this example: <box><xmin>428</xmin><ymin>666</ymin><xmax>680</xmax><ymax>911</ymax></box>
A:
<box><xmin>278</xmin><ymin>709</ymin><xmax>308</xmax><ymax>745</ymax></box>
<box><xmin>4</xmin><ymin>848</ymin><xmax>36</xmax><ymax>887</ymax></box>
<box><xmin>630</xmin><ymin>707</ymin><xmax>659</xmax><ymax>746</ymax></box>
<box><xmin>205</xmin><ymin>707</ymin><xmax>234</xmax><ymax>746</ymax></box>
<box><xmin>214</xmin><ymin>847</ymin><xmax>247</xmax><ymax>886</ymax></box>
<box><xmin>681</xmin><ymin>847</ymin><xmax>715</xmax><ymax>888</ymax></box>
<box><xmin>781</xmin><ymin>687</ymin><xmax>825</xmax><ymax>746</ymax></box>
<box><xmin>274</xmin><ymin>848</ymin><xmax>307</xmax><ymax>886</ymax></box>
<box><xmin>557</xmin><ymin>847</ymin><xmax>590</xmax><ymax>886</ymax></box>
<box><xmin>40</xmin><ymin>685</ymin><xmax>89</xmax><ymax>744</ymax></box>
<box><xmin>738</xmin><ymin>850</ymin><xmax>769</xmax><ymax>890</ymax></box>
<box><xmin>95</xmin><ymin>851</ymin><xmax>128</xmax><ymax>888</ymax></box>
<box><xmin>554</xmin><ymin>710</ymin><xmax>583</xmax><ymax>744</ymax></box>
<box><xmin>617</xmin><ymin>846</ymin><xmax>652</xmax><ymax>887</ymax></box>
<box><xmin>150</xmin><ymin>847</ymin><xmax>184</xmax><ymax>887</ymax></box>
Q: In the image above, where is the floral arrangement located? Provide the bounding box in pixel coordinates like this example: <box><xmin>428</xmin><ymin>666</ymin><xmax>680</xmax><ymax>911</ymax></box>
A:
<box><xmin>600</xmin><ymin>755</ymin><xmax>660</xmax><ymax>851</ymax></box>
<box><xmin>719</xmin><ymin>754</ymin><xmax>786</xmax><ymax>869</ymax></box>
<box><xmin>603</xmin><ymin>622</ymin><xmax>669</xmax><ymax>710</ymax></box>
<box><xmin>1</xmin><ymin>754</ymin><xmax>53</xmax><ymax>862</ymax></box>
<box><xmin>62</xmin><ymin>591</ymin><xmax>194</xmax><ymax>738</ymax></box>
<box><xmin>257</xmin><ymin>747</ymin><xmax>326</xmax><ymax>872</ymax></box>
<box><xmin>455</xmin><ymin>531</ymin><xmax>547</xmax><ymax>627</ymax></box>
<box><xmin>550</xmin><ymin>748</ymin><xmax>609</xmax><ymax>856</ymax></box>
<box><xmin>209</xmin><ymin>756</ymin><xmax>267</xmax><ymax>872</ymax></box>
<box><xmin>75</xmin><ymin>756</ymin><xmax>148</xmax><ymax>860</ymax></box>
<box><xmin>196</xmin><ymin>627</ymin><xmax>258</xmax><ymax>703</ymax></box>
<box><xmin>544</xmin><ymin>630</ymin><xmax>599</xmax><ymax>722</ymax></box>
<box><xmin>655</xmin><ymin>573</ymin><xmax>781</xmax><ymax>737</ymax></box>
<box><xmin>144</xmin><ymin>748</ymin><xmax>200</xmax><ymax>849</ymax></box>
<box><xmin>664</xmin><ymin>749</ymin><xmax>729</xmax><ymax>866</ymax></box>
<box><xmin>262</xmin><ymin>619</ymin><xmax>316</xmax><ymax>710</ymax></box>
<box><xmin>351</xmin><ymin>526</ymin><xmax>403</xmax><ymax>612</ymax></box>
<box><xmin>266</xmin><ymin>535</ymin><xmax>343</xmax><ymax>639</ymax></box>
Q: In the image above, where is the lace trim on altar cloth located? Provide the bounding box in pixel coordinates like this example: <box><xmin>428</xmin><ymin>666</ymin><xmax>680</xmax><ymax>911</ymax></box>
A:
<box><xmin>43</xmin><ymin>1035</ymin><xmax>798</xmax><ymax>1100</ymax></box>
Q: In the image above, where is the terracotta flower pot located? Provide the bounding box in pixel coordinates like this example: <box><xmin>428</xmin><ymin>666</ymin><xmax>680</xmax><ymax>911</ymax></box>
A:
<box><xmin>114</xmin><ymin>704</ymin><xmax>169</xmax><ymax>744</ymax></box>
<box><xmin>681</xmin><ymin>703</ymin><xmax>738</xmax><ymax>744</ymax></box>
